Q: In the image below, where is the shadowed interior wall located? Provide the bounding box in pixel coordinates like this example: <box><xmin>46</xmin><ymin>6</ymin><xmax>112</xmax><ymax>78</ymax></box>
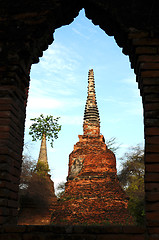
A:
<box><xmin>0</xmin><ymin>0</ymin><xmax>159</xmax><ymax>239</ymax></box>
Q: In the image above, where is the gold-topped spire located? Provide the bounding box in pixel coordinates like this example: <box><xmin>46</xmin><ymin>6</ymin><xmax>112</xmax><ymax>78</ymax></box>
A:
<box><xmin>83</xmin><ymin>69</ymin><xmax>100</xmax><ymax>136</ymax></box>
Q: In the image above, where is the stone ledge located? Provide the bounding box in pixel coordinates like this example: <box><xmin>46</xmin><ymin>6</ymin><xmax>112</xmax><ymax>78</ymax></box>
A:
<box><xmin>0</xmin><ymin>224</ymin><xmax>146</xmax><ymax>234</ymax></box>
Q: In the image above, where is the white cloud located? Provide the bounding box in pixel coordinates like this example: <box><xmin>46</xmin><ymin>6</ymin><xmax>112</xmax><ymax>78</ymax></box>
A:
<box><xmin>27</xmin><ymin>97</ymin><xmax>63</xmax><ymax>110</ymax></box>
<box><xmin>38</xmin><ymin>42</ymin><xmax>81</xmax><ymax>76</ymax></box>
<box><xmin>72</xmin><ymin>28</ymin><xmax>89</xmax><ymax>39</ymax></box>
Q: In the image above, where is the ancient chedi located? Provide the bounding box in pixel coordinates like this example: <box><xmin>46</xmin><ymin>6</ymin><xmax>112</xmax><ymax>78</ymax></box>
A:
<box><xmin>18</xmin><ymin>135</ymin><xmax>56</xmax><ymax>225</ymax></box>
<box><xmin>52</xmin><ymin>69</ymin><xmax>133</xmax><ymax>225</ymax></box>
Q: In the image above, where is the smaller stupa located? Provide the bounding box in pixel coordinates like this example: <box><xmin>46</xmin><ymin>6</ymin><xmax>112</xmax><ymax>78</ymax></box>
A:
<box><xmin>51</xmin><ymin>69</ymin><xmax>133</xmax><ymax>225</ymax></box>
<box><xmin>18</xmin><ymin>135</ymin><xmax>57</xmax><ymax>225</ymax></box>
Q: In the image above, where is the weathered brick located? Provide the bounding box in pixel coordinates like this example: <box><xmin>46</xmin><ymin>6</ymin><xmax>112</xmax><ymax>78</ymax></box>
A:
<box><xmin>143</xmin><ymin>77</ymin><xmax>159</xmax><ymax>85</ymax></box>
<box><xmin>0</xmin><ymin>216</ymin><xmax>9</xmax><ymax>225</ymax></box>
<box><xmin>0</xmin><ymin>233</ymin><xmax>21</xmax><ymax>240</ymax></box>
<box><xmin>123</xmin><ymin>226</ymin><xmax>145</xmax><ymax>234</ymax></box>
<box><xmin>145</xmin><ymin>144</ymin><xmax>159</xmax><ymax>153</ymax></box>
<box><xmin>140</xmin><ymin>63</ymin><xmax>159</xmax><ymax>70</ymax></box>
<box><xmin>146</xmin><ymin>211</ymin><xmax>159</xmax><ymax>221</ymax></box>
<box><xmin>141</xmin><ymin>71</ymin><xmax>159</xmax><ymax>78</ymax></box>
<box><xmin>0</xmin><ymin>207</ymin><xmax>9</xmax><ymax>216</ymax></box>
<box><xmin>149</xmin><ymin>234</ymin><xmax>159</xmax><ymax>240</ymax></box>
<box><xmin>23</xmin><ymin>233</ymin><xmax>45</xmax><ymax>240</ymax></box>
<box><xmin>145</xmin><ymin>173</ymin><xmax>159</xmax><ymax>182</ymax></box>
<box><xmin>145</xmin><ymin>153</ymin><xmax>159</xmax><ymax>163</ymax></box>
<box><xmin>146</xmin><ymin>136</ymin><xmax>159</xmax><ymax>144</ymax></box>
<box><xmin>146</xmin><ymin>164</ymin><xmax>159</xmax><ymax>173</ymax></box>
<box><xmin>138</xmin><ymin>55</ymin><xmax>159</xmax><ymax>63</ymax></box>
<box><xmin>133</xmin><ymin>38</ymin><xmax>159</xmax><ymax>46</ymax></box>
<box><xmin>146</xmin><ymin>219</ymin><xmax>159</xmax><ymax>227</ymax></box>
<box><xmin>144</xmin><ymin>103</ymin><xmax>159</xmax><ymax>111</ymax></box>
<box><xmin>0</xmin><ymin>181</ymin><xmax>18</xmax><ymax>193</ymax></box>
<box><xmin>146</xmin><ymin>192</ymin><xmax>159</xmax><ymax>201</ymax></box>
<box><xmin>145</xmin><ymin>127</ymin><xmax>159</xmax><ymax>136</ymax></box>
<box><xmin>144</xmin><ymin>86</ymin><xmax>159</xmax><ymax>93</ymax></box>
<box><xmin>51</xmin><ymin>70</ymin><xmax>133</xmax><ymax>225</ymax></box>
<box><xmin>145</xmin><ymin>119</ymin><xmax>159</xmax><ymax>127</ymax></box>
<box><xmin>128</xmin><ymin>31</ymin><xmax>149</xmax><ymax>39</ymax></box>
<box><xmin>8</xmin><ymin>200</ymin><xmax>18</xmax><ymax>208</ymax></box>
<box><xmin>145</xmin><ymin>94</ymin><xmax>159</xmax><ymax>103</ymax></box>
<box><xmin>4</xmin><ymin>225</ymin><xmax>26</xmax><ymax>233</ymax></box>
<box><xmin>135</xmin><ymin>47</ymin><xmax>157</xmax><ymax>54</ymax></box>
<box><xmin>0</xmin><ymin>188</ymin><xmax>18</xmax><ymax>200</ymax></box>
<box><xmin>96</xmin><ymin>234</ymin><xmax>145</xmax><ymax>240</ymax></box>
<box><xmin>146</xmin><ymin>201</ymin><xmax>159</xmax><ymax>211</ymax></box>
<box><xmin>148</xmin><ymin>227</ymin><xmax>159</xmax><ymax>234</ymax></box>
<box><xmin>145</xmin><ymin>182</ymin><xmax>159</xmax><ymax>192</ymax></box>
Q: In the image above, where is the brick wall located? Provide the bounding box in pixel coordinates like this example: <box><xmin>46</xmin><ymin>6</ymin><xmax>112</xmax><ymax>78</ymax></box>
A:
<box><xmin>0</xmin><ymin>63</ymin><xmax>30</xmax><ymax>224</ymax></box>
<box><xmin>0</xmin><ymin>225</ymin><xmax>146</xmax><ymax>240</ymax></box>
<box><xmin>0</xmin><ymin>1</ymin><xmax>159</xmax><ymax>240</ymax></box>
<box><xmin>51</xmin><ymin>134</ymin><xmax>133</xmax><ymax>225</ymax></box>
<box><xmin>126</xmin><ymin>32</ymin><xmax>159</xmax><ymax>239</ymax></box>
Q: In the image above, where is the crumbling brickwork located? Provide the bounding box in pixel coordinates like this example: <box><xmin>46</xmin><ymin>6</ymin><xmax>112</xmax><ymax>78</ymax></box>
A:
<box><xmin>51</xmin><ymin>70</ymin><xmax>133</xmax><ymax>225</ymax></box>
<box><xmin>18</xmin><ymin>133</ymin><xmax>57</xmax><ymax>225</ymax></box>
<box><xmin>52</xmin><ymin>135</ymin><xmax>133</xmax><ymax>224</ymax></box>
<box><xmin>1</xmin><ymin>1</ymin><xmax>159</xmax><ymax>239</ymax></box>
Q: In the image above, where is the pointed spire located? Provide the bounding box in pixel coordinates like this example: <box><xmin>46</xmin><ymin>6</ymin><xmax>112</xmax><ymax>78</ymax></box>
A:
<box><xmin>36</xmin><ymin>134</ymin><xmax>49</xmax><ymax>174</ymax></box>
<box><xmin>83</xmin><ymin>69</ymin><xmax>100</xmax><ymax>136</ymax></box>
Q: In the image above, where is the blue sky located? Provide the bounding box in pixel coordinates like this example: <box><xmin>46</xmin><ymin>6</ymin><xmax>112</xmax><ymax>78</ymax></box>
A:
<box><xmin>24</xmin><ymin>9</ymin><xmax>144</xmax><ymax>191</ymax></box>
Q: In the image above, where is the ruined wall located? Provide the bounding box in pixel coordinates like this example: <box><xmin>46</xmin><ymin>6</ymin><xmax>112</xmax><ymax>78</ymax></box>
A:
<box><xmin>1</xmin><ymin>0</ymin><xmax>159</xmax><ymax>239</ymax></box>
<box><xmin>0</xmin><ymin>225</ymin><xmax>146</xmax><ymax>240</ymax></box>
<box><xmin>51</xmin><ymin>135</ymin><xmax>133</xmax><ymax>225</ymax></box>
<box><xmin>18</xmin><ymin>174</ymin><xmax>57</xmax><ymax>225</ymax></box>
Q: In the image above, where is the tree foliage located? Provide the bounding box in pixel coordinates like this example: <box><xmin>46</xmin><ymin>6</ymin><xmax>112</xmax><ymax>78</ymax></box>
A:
<box><xmin>29</xmin><ymin>114</ymin><xmax>61</xmax><ymax>148</ymax></box>
<box><xmin>118</xmin><ymin>144</ymin><xmax>145</xmax><ymax>225</ymax></box>
<box><xmin>118</xmin><ymin>144</ymin><xmax>144</xmax><ymax>191</ymax></box>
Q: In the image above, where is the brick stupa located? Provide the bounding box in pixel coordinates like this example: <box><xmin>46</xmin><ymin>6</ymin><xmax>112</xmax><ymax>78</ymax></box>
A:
<box><xmin>51</xmin><ymin>69</ymin><xmax>133</xmax><ymax>225</ymax></box>
<box><xmin>18</xmin><ymin>135</ymin><xmax>57</xmax><ymax>225</ymax></box>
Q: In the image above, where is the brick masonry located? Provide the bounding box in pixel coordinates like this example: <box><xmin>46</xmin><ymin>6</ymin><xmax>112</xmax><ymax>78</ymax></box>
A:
<box><xmin>51</xmin><ymin>70</ymin><xmax>133</xmax><ymax>225</ymax></box>
<box><xmin>18</xmin><ymin>135</ymin><xmax>57</xmax><ymax>225</ymax></box>
<box><xmin>1</xmin><ymin>1</ymin><xmax>159</xmax><ymax>239</ymax></box>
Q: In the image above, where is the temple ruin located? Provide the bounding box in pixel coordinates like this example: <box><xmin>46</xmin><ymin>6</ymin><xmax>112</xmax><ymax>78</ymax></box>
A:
<box><xmin>51</xmin><ymin>69</ymin><xmax>133</xmax><ymax>225</ymax></box>
<box><xmin>1</xmin><ymin>0</ymin><xmax>159</xmax><ymax>239</ymax></box>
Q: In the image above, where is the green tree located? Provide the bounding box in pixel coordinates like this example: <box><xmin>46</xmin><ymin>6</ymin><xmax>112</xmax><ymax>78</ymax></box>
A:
<box><xmin>29</xmin><ymin>114</ymin><xmax>61</xmax><ymax>175</ymax></box>
<box><xmin>118</xmin><ymin>144</ymin><xmax>145</xmax><ymax>225</ymax></box>
<box><xmin>29</xmin><ymin>114</ymin><xmax>61</xmax><ymax>148</ymax></box>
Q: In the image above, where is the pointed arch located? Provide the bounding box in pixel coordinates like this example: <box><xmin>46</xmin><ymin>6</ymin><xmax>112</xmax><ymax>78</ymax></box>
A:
<box><xmin>1</xmin><ymin>1</ymin><xmax>159</xmax><ymax>239</ymax></box>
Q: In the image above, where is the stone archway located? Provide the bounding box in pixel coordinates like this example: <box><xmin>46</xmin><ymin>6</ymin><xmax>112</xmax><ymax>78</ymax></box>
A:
<box><xmin>1</xmin><ymin>1</ymin><xmax>159</xmax><ymax>239</ymax></box>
